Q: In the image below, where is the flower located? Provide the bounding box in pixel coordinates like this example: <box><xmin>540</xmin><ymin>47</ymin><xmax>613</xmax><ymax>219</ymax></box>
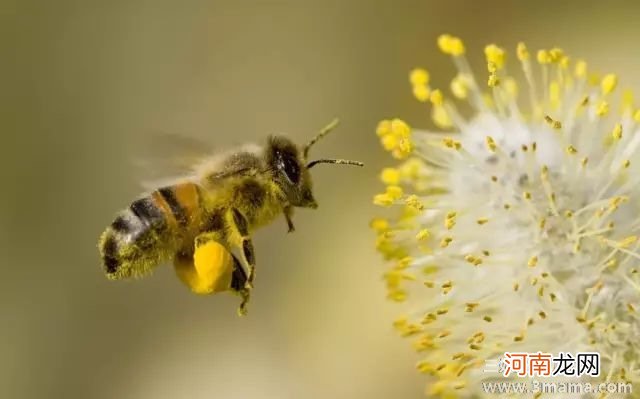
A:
<box><xmin>373</xmin><ymin>34</ymin><xmax>640</xmax><ymax>397</ymax></box>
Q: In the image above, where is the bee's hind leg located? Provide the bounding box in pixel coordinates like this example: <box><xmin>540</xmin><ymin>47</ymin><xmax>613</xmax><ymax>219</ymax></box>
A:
<box><xmin>230</xmin><ymin>208</ymin><xmax>257</xmax><ymax>289</ymax></box>
<box><xmin>192</xmin><ymin>230</ymin><xmax>251</xmax><ymax>316</ymax></box>
<box><xmin>230</xmin><ymin>254</ymin><xmax>251</xmax><ymax>316</ymax></box>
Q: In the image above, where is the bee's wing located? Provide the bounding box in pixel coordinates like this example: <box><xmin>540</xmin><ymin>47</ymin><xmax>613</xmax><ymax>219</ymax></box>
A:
<box><xmin>193</xmin><ymin>143</ymin><xmax>267</xmax><ymax>184</ymax></box>
<box><xmin>132</xmin><ymin>131</ymin><xmax>215</xmax><ymax>190</ymax></box>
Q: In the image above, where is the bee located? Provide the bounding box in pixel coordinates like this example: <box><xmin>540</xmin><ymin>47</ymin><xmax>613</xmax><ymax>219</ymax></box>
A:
<box><xmin>98</xmin><ymin>120</ymin><xmax>362</xmax><ymax>315</ymax></box>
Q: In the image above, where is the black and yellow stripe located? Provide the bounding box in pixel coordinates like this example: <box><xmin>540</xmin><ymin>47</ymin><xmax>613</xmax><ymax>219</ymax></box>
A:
<box><xmin>130</xmin><ymin>197</ymin><xmax>164</xmax><ymax>227</ymax></box>
<box><xmin>158</xmin><ymin>187</ymin><xmax>187</xmax><ymax>226</ymax></box>
<box><xmin>99</xmin><ymin>183</ymin><xmax>204</xmax><ymax>279</ymax></box>
<box><xmin>101</xmin><ymin>234</ymin><xmax>119</xmax><ymax>274</ymax></box>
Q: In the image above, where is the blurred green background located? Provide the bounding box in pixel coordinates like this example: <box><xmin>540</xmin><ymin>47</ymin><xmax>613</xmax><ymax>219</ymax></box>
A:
<box><xmin>2</xmin><ymin>1</ymin><xmax>640</xmax><ymax>398</ymax></box>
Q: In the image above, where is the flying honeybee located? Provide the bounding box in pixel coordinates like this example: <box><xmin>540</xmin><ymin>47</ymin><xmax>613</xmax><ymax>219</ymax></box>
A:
<box><xmin>98</xmin><ymin>120</ymin><xmax>362</xmax><ymax>315</ymax></box>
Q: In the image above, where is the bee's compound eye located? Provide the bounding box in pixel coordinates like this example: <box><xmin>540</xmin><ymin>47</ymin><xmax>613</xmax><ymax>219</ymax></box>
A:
<box><xmin>280</xmin><ymin>153</ymin><xmax>301</xmax><ymax>184</ymax></box>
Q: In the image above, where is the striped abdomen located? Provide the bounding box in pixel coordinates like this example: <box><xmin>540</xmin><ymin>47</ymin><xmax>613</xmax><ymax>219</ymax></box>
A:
<box><xmin>99</xmin><ymin>182</ymin><xmax>203</xmax><ymax>279</ymax></box>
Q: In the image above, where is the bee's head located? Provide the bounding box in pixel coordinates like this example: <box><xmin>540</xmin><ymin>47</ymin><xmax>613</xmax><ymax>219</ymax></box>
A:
<box><xmin>267</xmin><ymin>135</ymin><xmax>317</xmax><ymax>208</ymax></box>
<box><xmin>266</xmin><ymin>119</ymin><xmax>363</xmax><ymax>209</ymax></box>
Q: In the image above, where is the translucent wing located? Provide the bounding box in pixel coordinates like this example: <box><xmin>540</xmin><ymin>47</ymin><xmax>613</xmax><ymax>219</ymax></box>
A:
<box><xmin>131</xmin><ymin>131</ymin><xmax>215</xmax><ymax>190</ymax></box>
<box><xmin>194</xmin><ymin>144</ymin><xmax>265</xmax><ymax>185</ymax></box>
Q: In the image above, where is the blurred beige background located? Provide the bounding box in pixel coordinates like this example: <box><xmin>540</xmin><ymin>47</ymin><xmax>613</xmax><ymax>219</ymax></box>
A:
<box><xmin>2</xmin><ymin>1</ymin><xmax>640</xmax><ymax>398</ymax></box>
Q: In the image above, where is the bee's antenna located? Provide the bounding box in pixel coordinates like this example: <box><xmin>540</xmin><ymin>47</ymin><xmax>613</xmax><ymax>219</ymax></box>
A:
<box><xmin>303</xmin><ymin>118</ymin><xmax>340</xmax><ymax>160</ymax></box>
<box><xmin>306</xmin><ymin>159</ymin><xmax>364</xmax><ymax>169</ymax></box>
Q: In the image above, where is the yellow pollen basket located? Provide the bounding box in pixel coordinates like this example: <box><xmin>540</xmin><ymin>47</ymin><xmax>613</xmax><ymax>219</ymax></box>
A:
<box><xmin>175</xmin><ymin>241</ymin><xmax>234</xmax><ymax>295</ymax></box>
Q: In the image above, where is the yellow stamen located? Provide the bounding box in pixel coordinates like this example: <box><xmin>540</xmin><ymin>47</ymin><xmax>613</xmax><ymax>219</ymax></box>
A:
<box><xmin>516</xmin><ymin>42</ymin><xmax>529</xmax><ymax>61</ymax></box>
<box><xmin>612</xmin><ymin>123</ymin><xmax>623</xmax><ymax>140</ymax></box>
<box><xmin>487</xmin><ymin>73</ymin><xmax>499</xmax><ymax>87</ymax></box>
<box><xmin>442</xmin><ymin>137</ymin><xmax>462</xmax><ymax>150</ymax></box>
<box><xmin>536</xmin><ymin>49</ymin><xmax>551</xmax><ymax>64</ymax></box>
<box><xmin>601</xmin><ymin>73</ymin><xmax>618</xmax><ymax>95</ymax></box>
<box><xmin>437</xmin><ymin>34</ymin><xmax>465</xmax><ymax>56</ymax></box>
<box><xmin>440</xmin><ymin>236</ymin><xmax>453</xmax><ymax>248</ymax></box>
<box><xmin>386</xmin><ymin>185</ymin><xmax>403</xmax><ymax>200</ymax></box>
<box><xmin>575</xmin><ymin>60</ymin><xmax>587</xmax><ymax>78</ymax></box>
<box><xmin>406</xmin><ymin>194</ymin><xmax>425</xmax><ymax>211</ymax></box>
<box><xmin>432</xmin><ymin>106</ymin><xmax>453</xmax><ymax>129</ymax></box>
<box><xmin>430</xmin><ymin>89</ymin><xmax>444</xmax><ymax>106</ymax></box>
<box><xmin>390</xmin><ymin>118</ymin><xmax>411</xmax><ymax>137</ymax></box>
<box><xmin>369</xmin><ymin>217</ymin><xmax>389</xmax><ymax>233</ymax></box>
<box><xmin>485</xmin><ymin>44</ymin><xmax>506</xmax><ymax>69</ymax></box>
<box><xmin>450</xmin><ymin>74</ymin><xmax>469</xmax><ymax>99</ymax></box>
<box><xmin>416</xmin><ymin>229</ymin><xmax>430</xmax><ymax>241</ymax></box>
<box><xmin>376</xmin><ymin>119</ymin><xmax>391</xmax><ymax>137</ymax></box>
<box><xmin>412</xmin><ymin>85</ymin><xmax>430</xmax><ymax>102</ymax></box>
<box><xmin>596</xmin><ymin>101</ymin><xmax>609</xmax><ymax>116</ymax></box>
<box><xmin>409</xmin><ymin>68</ymin><xmax>430</xmax><ymax>86</ymax></box>
<box><xmin>544</xmin><ymin>115</ymin><xmax>562</xmax><ymax>129</ymax></box>
<box><xmin>380</xmin><ymin>168</ymin><xmax>401</xmax><ymax>185</ymax></box>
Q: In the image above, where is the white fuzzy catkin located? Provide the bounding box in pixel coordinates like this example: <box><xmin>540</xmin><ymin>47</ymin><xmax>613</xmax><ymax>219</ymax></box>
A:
<box><xmin>373</xmin><ymin>35</ymin><xmax>640</xmax><ymax>397</ymax></box>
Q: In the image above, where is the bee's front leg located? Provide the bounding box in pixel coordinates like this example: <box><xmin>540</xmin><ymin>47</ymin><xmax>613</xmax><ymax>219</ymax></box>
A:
<box><xmin>283</xmin><ymin>206</ymin><xmax>295</xmax><ymax>233</ymax></box>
